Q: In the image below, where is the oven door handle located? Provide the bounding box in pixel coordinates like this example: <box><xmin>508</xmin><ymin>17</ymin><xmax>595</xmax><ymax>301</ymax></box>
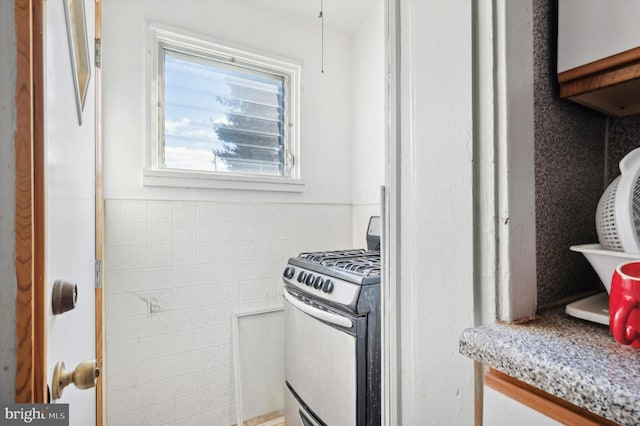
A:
<box><xmin>299</xmin><ymin>409</ymin><xmax>321</xmax><ymax>426</ymax></box>
<box><xmin>284</xmin><ymin>290</ymin><xmax>353</xmax><ymax>329</ymax></box>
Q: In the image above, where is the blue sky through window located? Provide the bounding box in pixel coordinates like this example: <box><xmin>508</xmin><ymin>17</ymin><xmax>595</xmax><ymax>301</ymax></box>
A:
<box><xmin>162</xmin><ymin>50</ymin><xmax>286</xmax><ymax>176</ymax></box>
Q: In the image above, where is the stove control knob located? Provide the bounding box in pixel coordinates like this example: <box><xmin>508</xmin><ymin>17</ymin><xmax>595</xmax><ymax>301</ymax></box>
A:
<box><xmin>283</xmin><ymin>267</ymin><xmax>295</xmax><ymax>280</ymax></box>
<box><xmin>313</xmin><ymin>276</ymin><xmax>324</xmax><ymax>289</ymax></box>
<box><xmin>322</xmin><ymin>279</ymin><xmax>334</xmax><ymax>293</ymax></box>
<box><xmin>297</xmin><ymin>271</ymin><xmax>307</xmax><ymax>283</ymax></box>
<box><xmin>305</xmin><ymin>274</ymin><xmax>315</xmax><ymax>286</ymax></box>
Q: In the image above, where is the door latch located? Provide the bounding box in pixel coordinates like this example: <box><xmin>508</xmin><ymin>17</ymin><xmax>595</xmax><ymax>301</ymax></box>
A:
<box><xmin>51</xmin><ymin>279</ymin><xmax>77</xmax><ymax>315</ymax></box>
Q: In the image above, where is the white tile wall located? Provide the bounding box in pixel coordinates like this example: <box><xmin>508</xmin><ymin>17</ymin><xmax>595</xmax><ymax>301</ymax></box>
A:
<box><xmin>104</xmin><ymin>200</ymin><xmax>351</xmax><ymax>425</ymax></box>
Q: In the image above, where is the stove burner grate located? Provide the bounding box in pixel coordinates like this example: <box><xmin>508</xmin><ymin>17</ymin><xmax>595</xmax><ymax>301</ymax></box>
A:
<box><xmin>298</xmin><ymin>249</ymin><xmax>367</xmax><ymax>263</ymax></box>
<box><xmin>323</xmin><ymin>255</ymin><xmax>381</xmax><ymax>277</ymax></box>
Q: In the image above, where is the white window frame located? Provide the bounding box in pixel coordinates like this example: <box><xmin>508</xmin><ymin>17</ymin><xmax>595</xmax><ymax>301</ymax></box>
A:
<box><xmin>144</xmin><ymin>20</ymin><xmax>304</xmax><ymax>192</ymax></box>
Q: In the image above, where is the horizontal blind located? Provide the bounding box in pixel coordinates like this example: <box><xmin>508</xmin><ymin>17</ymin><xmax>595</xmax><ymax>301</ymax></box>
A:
<box><xmin>162</xmin><ymin>49</ymin><xmax>286</xmax><ymax>176</ymax></box>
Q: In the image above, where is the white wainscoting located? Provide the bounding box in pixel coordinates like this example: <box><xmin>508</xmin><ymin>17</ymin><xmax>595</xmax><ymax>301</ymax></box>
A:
<box><xmin>104</xmin><ymin>199</ymin><xmax>350</xmax><ymax>425</ymax></box>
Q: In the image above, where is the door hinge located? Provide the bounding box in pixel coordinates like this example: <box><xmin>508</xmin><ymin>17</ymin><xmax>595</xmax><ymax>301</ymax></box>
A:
<box><xmin>95</xmin><ymin>38</ymin><xmax>102</xmax><ymax>69</ymax></box>
<box><xmin>95</xmin><ymin>259</ymin><xmax>102</xmax><ymax>289</ymax></box>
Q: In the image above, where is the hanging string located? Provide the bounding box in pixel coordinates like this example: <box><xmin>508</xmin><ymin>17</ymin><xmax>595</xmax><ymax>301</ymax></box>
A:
<box><xmin>319</xmin><ymin>0</ymin><xmax>324</xmax><ymax>73</ymax></box>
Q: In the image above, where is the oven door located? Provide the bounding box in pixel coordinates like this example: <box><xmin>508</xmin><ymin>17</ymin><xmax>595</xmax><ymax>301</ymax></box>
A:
<box><xmin>285</xmin><ymin>384</ymin><xmax>323</xmax><ymax>426</ymax></box>
<box><xmin>284</xmin><ymin>289</ymin><xmax>363</xmax><ymax>426</ymax></box>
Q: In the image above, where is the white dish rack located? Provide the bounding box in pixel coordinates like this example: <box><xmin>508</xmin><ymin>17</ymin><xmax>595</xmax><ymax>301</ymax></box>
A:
<box><xmin>567</xmin><ymin>243</ymin><xmax>640</xmax><ymax>325</ymax></box>
<box><xmin>567</xmin><ymin>148</ymin><xmax>640</xmax><ymax>325</ymax></box>
<box><xmin>595</xmin><ymin>147</ymin><xmax>640</xmax><ymax>253</ymax></box>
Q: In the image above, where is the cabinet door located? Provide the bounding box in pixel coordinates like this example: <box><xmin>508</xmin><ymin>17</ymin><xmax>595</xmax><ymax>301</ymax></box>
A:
<box><xmin>484</xmin><ymin>386</ymin><xmax>561</xmax><ymax>426</ymax></box>
<box><xmin>558</xmin><ymin>0</ymin><xmax>640</xmax><ymax>72</ymax></box>
<box><xmin>483</xmin><ymin>369</ymin><xmax>618</xmax><ymax>426</ymax></box>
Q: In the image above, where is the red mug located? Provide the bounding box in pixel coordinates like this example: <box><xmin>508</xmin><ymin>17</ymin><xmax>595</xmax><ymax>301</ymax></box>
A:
<box><xmin>610</xmin><ymin>261</ymin><xmax>640</xmax><ymax>348</ymax></box>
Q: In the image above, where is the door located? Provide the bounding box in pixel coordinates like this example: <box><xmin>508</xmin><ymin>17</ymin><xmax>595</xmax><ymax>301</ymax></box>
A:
<box><xmin>44</xmin><ymin>0</ymin><xmax>98</xmax><ymax>424</ymax></box>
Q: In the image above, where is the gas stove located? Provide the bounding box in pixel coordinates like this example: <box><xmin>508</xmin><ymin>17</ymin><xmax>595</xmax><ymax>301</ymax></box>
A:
<box><xmin>286</xmin><ymin>249</ymin><xmax>380</xmax><ymax>284</ymax></box>
<box><xmin>283</xmin><ymin>242</ymin><xmax>380</xmax><ymax>316</ymax></box>
<box><xmin>283</xmin><ymin>216</ymin><xmax>382</xmax><ymax>426</ymax></box>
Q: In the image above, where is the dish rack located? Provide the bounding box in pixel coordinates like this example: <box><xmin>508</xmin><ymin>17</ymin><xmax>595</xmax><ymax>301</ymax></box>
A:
<box><xmin>568</xmin><ymin>147</ymin><xmax>640</xmax><ymax>325</ymax></box>
<box><xmin>567</xmin><ymin>244</ymin><xmax>640</xmax><ymax>324</ymax></box>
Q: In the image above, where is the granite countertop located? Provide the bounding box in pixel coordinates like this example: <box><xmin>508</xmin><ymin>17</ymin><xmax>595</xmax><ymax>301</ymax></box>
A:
<box><xmin>459</xmin><ymin>308</ymin><xmax>640</xmax><ymax>426</ymax></box>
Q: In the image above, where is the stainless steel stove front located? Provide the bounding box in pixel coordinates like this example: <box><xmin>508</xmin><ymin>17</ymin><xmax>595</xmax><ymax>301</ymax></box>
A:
<box><xmin>282</xmin><ymin>218</ymin><xmax>381</xmax><ymax>426</ymax></box>
<box><xmin>283</xmin><ymin>288</ymin><xmax>367</xmax><ymax>426</ymax></box>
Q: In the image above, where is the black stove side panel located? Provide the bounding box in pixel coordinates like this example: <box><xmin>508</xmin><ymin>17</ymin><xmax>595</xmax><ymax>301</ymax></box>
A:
<box><xmin>360</xmin><ymin>285</ymin><xmax>381</xmax><ymax>425</ymax></box>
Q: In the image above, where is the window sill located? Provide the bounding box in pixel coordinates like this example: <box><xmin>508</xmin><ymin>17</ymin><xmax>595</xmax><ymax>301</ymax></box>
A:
<box><xmin>143</xmin><ymin>169</ymin><xmax>305</xmax><ymax>193</ymax></box>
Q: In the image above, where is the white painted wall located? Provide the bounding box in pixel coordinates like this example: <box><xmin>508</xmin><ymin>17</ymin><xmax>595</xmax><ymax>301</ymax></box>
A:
<box><xmin>389</xmin><ymin>0</ymin><xmax>536</xmax><ymax>422</ymax></box>
<box><xmin>102</xmin><ymin>1</ymin><xmax>385</xmax><ymax>423</ymax></box>
<box><xmin>0</xmin><ymin>0</ymin><xmax>16</xmax><ymax>403</ymax></box>
<box><xmin>496</xmin><ymin>0</ymin><xmax>537</xmax><ymax>322</ymax></box>
<box><xmin>102</xmin><ymin>0</ymin><xmax>354</xmax><ymax>204</ymax></box>
<box><xmin>351</xmin><ymin>0</ymin><xmax>385</xmax><ymax>249</ymax></box>
<box><xmin>396</xmin><ymin>0</ymin><xmax>475</xmax><ymax>424</ymax></box>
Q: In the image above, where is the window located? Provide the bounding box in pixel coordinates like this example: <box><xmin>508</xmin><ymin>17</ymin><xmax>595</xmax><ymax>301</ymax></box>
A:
<box><xmin>145</xmin><ymin>22</ymin><xmax>302</xmax><ymax>191</ymax></box>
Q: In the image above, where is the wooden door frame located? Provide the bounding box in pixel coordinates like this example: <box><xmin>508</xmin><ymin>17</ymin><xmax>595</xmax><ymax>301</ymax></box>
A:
<box><xmin>94</xmin><ymin>1</ymin><xmax>104</xmax><ymax>423</ymax></box>
<box><xmin>14</xmin><ymin>2</ymin><xmax>103</xmax><ymax>424</ymax></box>
<box><xmin>14</xmin><ymin>0</ymin><xmax>46</xmax><ymax>404</ymax></box>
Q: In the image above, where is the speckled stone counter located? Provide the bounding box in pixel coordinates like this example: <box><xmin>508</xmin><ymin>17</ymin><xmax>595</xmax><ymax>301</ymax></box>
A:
<box><xmin>459</xmin><ymin>308</ymin><xmax>640</xmax><ymax>425</ymax></box>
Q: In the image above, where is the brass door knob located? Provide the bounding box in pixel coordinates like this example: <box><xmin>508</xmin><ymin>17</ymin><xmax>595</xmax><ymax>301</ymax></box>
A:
<box><xmin>51</xmin><ymin>359</ymin><xmax>99</xmax><ymax>400</ymax></box>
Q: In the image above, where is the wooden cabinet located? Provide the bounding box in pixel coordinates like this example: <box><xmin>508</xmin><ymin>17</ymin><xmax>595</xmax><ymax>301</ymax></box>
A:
<box><xmin>558</xmin><ymin>0</ymin><xmax>640</xmax><ymax>117</ymax></box>
<box><xmin>483</xmin><ymin>369</ymin><xmax>618</xmax><ymax>426</ymax></box>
